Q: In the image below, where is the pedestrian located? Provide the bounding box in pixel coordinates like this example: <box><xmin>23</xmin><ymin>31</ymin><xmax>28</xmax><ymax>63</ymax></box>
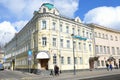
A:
<box><xmin>50</xmin><ymin>70</ymin><xmax>53</xmax><ymax>76</ymax></box>
<box><xmin>115</xmin><ymin>63</ymin><xmax>118</xmax><ymax>69</ymax></box>
<box><xmin>106</xmin><ymin>63</ymin><xmax>109</xmax><ymax>71</ymax></box>
<box><xmin>54</xmin><ymin>65</ymin><xmax>59</xmax><ymax>76</ymax></box>
<box><xmin>109</xmin><ymin>64</ymin><xmax>113</xmax><ymax>71</ymax></box>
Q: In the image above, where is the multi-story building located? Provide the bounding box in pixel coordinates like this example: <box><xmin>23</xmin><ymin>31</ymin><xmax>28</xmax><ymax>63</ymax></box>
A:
<box><xmin>0</xmin><ymin>48</ymin><xmax>4</xmax><ymax>64</ymax></box>
<box><xmin>0</xmin><ymin>53</ymin><xmax>4</xmax><ymax>64</ymax></box>
<box><xmin>4</xmin><ymin>3</ymin><xmax>94</xmax><ymax>72</ymax></box>
<box><xmin>89</xmin><ymin>24</ymin><xmax>120</xmax><ymax>68</ymax></box>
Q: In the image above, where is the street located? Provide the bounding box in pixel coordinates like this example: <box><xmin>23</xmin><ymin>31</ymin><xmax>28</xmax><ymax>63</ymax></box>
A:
<box><xmin>0</xmin><ymin>70</ymin><xmax>38</xmax><ymax>80</ymax></box>
<box><xmin>81</xmin><ymin>74</ymin><xmax>120</xmax><ymax>80</ymax></box>
<box><xmin>0</xmin><ymin>69</ymin><xmax>120</xmax><ymax>80</ymax></box>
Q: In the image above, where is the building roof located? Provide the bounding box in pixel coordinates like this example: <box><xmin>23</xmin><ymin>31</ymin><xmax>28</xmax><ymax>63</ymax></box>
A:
<box><xmin>88</xmin><ymin>23</ymin><xmax>120</xmax><ymax>33</ymax></box>
<box><xmin>42</xmin><ymin>3</ymin><xmax>54</xmax><ymax>10</ymax></box>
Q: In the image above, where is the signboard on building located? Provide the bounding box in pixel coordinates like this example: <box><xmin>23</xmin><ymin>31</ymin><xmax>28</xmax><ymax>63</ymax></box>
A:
<box><xmin>28</xmin><ymin>50</ymin><xmax>32</xmax><ymax>61</ymax></box>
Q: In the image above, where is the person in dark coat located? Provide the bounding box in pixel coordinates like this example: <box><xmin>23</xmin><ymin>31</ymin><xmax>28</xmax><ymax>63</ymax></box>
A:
<box><xmin>106</xmin><ymin>63</ymin><xmax>109</xmax><ymax>71</ymax></box>
<box><xmin>54</xmin><ymin>65</ymin><xmax>59</xmax><ymax>76</ymax></box>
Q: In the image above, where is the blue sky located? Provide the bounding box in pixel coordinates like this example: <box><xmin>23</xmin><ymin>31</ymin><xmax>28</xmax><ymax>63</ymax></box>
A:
<box><xmin>75</xmin><ymin>0</ymin><xmax>120</xmax><ymax>20</ymax></box>
<box><xmin>0</xmin><ymin>0</ymin><xmax>120</xmax><ymax>47</ymax></box>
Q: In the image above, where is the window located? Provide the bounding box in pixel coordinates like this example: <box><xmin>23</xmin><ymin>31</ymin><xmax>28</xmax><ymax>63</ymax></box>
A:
<box><xmin>102</xmin><ymin>34</ymin><xmax>104</xmax><ymax>38</ymax></box>
<box><xmin>53</xmin><ymin>10</ymin><xmax>55</xmax><ymax>14</ymax></box>
<box><xmin>78</xmin><ymin>29</ymin><xmax>80</xmax><ymax>36</ymax></box>
<box><xmin>60</xmin><ymin>39</ymin><xmax>63</xmax><ymax>48</ymax></box>
<box><xmin>99</xmin><ymin>33</ymin><xmax>101</xmax><ymax>38</ymax></box>
<box><xmin>86</xmin><ymin>32</ymin><xmax>89</xmax><ymax>38</ymax></box>
<box><xmin>112</xmin><ymin>47</ymin><xmax>115</xmax><ymax>55</ymax></box>
<box><xmin>83</xmin><ymin>30</ymin><xmax>85</xmax><ymax>37</ymax></box>
<box><xmin>67</xmin><ymin>57</ymin><xmax>71</xmax><ymax>64</ymax></box>
<box><xmin>75</xmin><ymin>57</ymin><xmax>77</xmax><ymax>64</ymax></box>
<box><xmin>101</xmin><ymin>60</ymin><xmax>104</xmax><ymax>66</ymax></box>
<box><xmin>106</xmin><ymin>34</ymin><xmax>108</xmax><ymax>39</ymax></box>
<box><xmin>61</xmin><ymin>56</ymin><xmax>64</xmax><ymax>64</ymax></box>
<box><xmin>78</xmin><ymin>42</ymin><xmax>81</xmax><ymax>50</ymax></box>
<box><xmin>60</xmin><ymin>24</ymin><xmax>62</xmax><ymax>32</ymax></box>
<box><xmin>89</xmin><ymin>44</ymin><xmax>92</xmax><ymax>52</ymax></box>
<box><xmin>41</xmin><ymin>20</ymin><xmax>46</xmax><ymax>29</ymax></box>
<box><xmin>73</xmin><ymin>41</ymin><xmax>76</xmax><ymax>49</ymax></box>
<box><xmin>67</xmin><ymin>40</ymin><xmax>70</xmax><ymax>48</ymax></box>
<box><xmin>42</xmin><ymin>37</ymin><xmax>47</xmax><ymax>46</ymax></box>
<box><xmin>72</xmin><ymin>28</ymin><xmax>75</xmax><ymax>34</ymax></box>
<box><xmin>53</xmin><ymin>54</ymin><xmax>57</xmax><ymax>64</ymax></box>
<box><xmin>90</xmin><ymin>33</ymin><xmax>92</xmax><ymax>39</ymax></box>
<box><xmin>97</xmin><ymin>60</ymin><xmax>100</xmax><ymax>66</ymax></box>
<box><xmin>52</xmin><ymin>22</ymin><xmax>56</xmax><ymax>30</ymax></box>
<box><xmin>53</xmin><ymin>38</ymin><xmax>56</xmax><ymax>47</ymax></box>
<box><xmin>104</xmin><ymin>46</ymin><xmax>106</xmax><ymax>53</ymax></box>
<box><xmin>117</xmin><ymin>47</ymin><xmax>120</xmax><ymax>55</ymax></box>
<box><xmin>107</xmin><ymin>47</ymin><xmax>110</xmax><ymax>54</ymax></box>
<box><xmin>100</xmin><ymin>46</ymin><xmax>103</xmax><ymax>53</ymax></box>
<box><xmin>94</xmin><ymin>32</ymin><xmax>97</xmax><ymax>37</ymax></box>
<box><xmin>43</xmin><ymin>8</ymin><xmax>46</xmax><ymax>13</ymax></box>
<box><xmin>83</xmin><ymin>43</ymin><xmax>86</xmax><ymax>51</ymax></box>
<box><xmin>95</xmin><ymin>45</ymin><xmax>99</xmax><ymax>53</ymax></box>
<box><xmin>66</xmin><ymin>26</ymin><xmax>69</xmax><ymax>33</ymax></box>
<box><xmin>80</xmin><ymin>57</ymin><xmax>83</xmax><ymax>64</ymax></box>
<box><xmin>111</xmin><ymin>35</ymin><xmax>113</xmax><ymax>40</ymax></box>
<box><xmin>115</xmin><ymin>36</ymin><xmax>118</xmax><ymax>41</ymax></box>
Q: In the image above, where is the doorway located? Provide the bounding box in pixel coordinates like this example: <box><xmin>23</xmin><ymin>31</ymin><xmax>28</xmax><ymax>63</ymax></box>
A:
<box><xmin>39</xmin><ymin>59</ymin><xmax>49</xmax><ymax>70</ymax></box>
<box><xmin>11</xmin><ymin>59</ymin><xmax>15</xmax><ymax>70</ymax></box>
<box><xmin>119</xmin><ymin>59</ymin><xmax>120</xmax><ymax>68</ymax></box>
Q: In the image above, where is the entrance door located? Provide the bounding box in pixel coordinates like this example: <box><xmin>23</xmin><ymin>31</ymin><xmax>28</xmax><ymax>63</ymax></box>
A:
<box><xmin>11</xmin><ymin>59</ymin><xmax>15</xmax><ymax>70</ymax></box>
<box><xmin>119</xmin><ymin>59</ymin><xmax>120</xmax><ymax>68</ymax></box>
<box><xmin>39</xmin><ymin>59</ymin><xmax>48</xmax><ymax>70</ymax></box>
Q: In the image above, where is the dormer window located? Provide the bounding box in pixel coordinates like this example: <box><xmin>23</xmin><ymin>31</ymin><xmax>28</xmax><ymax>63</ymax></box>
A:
<box><xmin>43</xmin><ymin>8</ymin><xmax>46</xmax><ymax>13</ymax></box>
<box><xmin>53</xmin><ymin>10</ymin><xmax>55</xmax><ymax>14</ymax></box>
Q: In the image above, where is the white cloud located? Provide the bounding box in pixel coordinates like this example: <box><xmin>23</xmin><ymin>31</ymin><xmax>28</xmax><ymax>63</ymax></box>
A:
<box><xmin>12</xmin><ymin>20</ymin><xmax>28</xmax><ymax>32</ymax></box>
<box><xmin>83</xmin><ymin>6</ymin><xmax>120</xmax><ymax>30</ymax></box>
<box><xmin>0</xmin><ymin>21</ymin><xmax>16</xmax><ymax>47</ymax></box>
<box><xmin>53</xmin><ymin>0</ymin><xmax>79</xmax><ymax>17</ymax></box>
<box><xmin>0</xmin><ymin>0</ymin><xmax>79</xmax><ymax>19</ymax></box>
<box><xmin>0</xmin><ymin>0</ymin><xmax>79</xmax><ymax>47</ymax></box>
<box><xmin>0</xmin><ymin>0</ymin><xmax>26</xmax><ymax>15</ymax></box>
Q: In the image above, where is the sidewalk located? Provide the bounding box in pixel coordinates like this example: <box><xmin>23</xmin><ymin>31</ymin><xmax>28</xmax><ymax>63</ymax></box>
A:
<box><xmin>21</xmin><ymin>69</ymin><xmax>120</xmax><ymax>80</ymax></box>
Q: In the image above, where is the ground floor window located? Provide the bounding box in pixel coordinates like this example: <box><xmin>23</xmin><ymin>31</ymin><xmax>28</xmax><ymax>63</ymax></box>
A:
<box><xmin>101</xmin><ymin>60</ymin><xmax>104</xmax><ymax>66</ymax></box>
<box><xmin>67</xmin><ymin>57</ymin><xmax>71</xmax><ymax>64</ymax></box>
<box><xmin>61</xmin><ymin>56</ymin><xmax>64</xmax><ymax>64</ymax></box>
<box><xmin>53</xmin><ymin>54</ymin><xmax>57</xmax><ymax>64</ymax></box>
<box><xmin>97</xmin><ymin>60</ymin><xmax>100</xmax><ymax>66</ymax></box>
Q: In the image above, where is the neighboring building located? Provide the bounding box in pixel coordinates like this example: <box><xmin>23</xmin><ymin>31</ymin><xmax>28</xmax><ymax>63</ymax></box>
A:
<box><xmin>89</xmin><ymin>24</ymin><xmax>120</xmax><ymax>68</ymax></box>
<box><xmin>0</xmin><ymin>48</ymin><xmax>4</xmax><ymax>64</ymax></box>
<box><xmin>4</xmin><ymin>3</ymin><xmax>94</xmax><ymax>72</ymax></box>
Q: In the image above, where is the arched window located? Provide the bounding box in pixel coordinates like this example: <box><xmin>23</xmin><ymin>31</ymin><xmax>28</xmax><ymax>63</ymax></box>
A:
<box><xmin>43</xmin><ymin>8</ymin><xmax>46</xmax><ymax>13</ymax></box>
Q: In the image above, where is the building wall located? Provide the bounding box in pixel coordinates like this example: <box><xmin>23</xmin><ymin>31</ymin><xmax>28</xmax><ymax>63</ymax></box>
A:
<box><xmin>90</xmin><ymin>24</ymin><xmax>120</xmax><ymax>68</ymax></box>
<box><xmin>0</xmin><ymin>53</ymin><xmax>4</xmax><ymax>64</ymax></box>
<box><xmin>4</xmin><ymin>3</ymin><xmax>94</xmax><ymax>71</ymax></box>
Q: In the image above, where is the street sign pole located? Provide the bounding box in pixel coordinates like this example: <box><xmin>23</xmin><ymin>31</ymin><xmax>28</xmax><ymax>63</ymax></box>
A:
<box><xmin>28</xmin><ymin>50</ymin><xmax>32</xmax><ymax>73</ymax></box>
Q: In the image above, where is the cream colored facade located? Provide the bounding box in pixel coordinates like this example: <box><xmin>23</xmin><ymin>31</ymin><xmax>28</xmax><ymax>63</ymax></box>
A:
<box><xmin>0</xmin><ymin>51</ymin><xmax>4</xmax><ymax>64</ymax></box>
<box><xmin>4</xmin><ymin>3</ymin><xmax>94</xmax><ymax>72</ymax></box>
<box><xmin>89</xmin><ymin>24</ymin><xmax>120</xmax><ymax>68</ymax></box>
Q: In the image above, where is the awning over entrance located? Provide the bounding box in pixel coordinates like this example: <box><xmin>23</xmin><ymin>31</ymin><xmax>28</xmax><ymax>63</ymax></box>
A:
<box><xmin>107</xmin><ymin>57</ymin><xmax>115</xmax><ymax>61</ymax></box>
<box><xmin>36</xmin><ymin>51</ymin><xmax>50</xmax><ymax>59</ymax></box>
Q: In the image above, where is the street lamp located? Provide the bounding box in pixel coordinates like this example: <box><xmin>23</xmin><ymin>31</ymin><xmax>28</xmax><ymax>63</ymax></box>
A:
<box><xmin>71</xmin><ymin>34</ymin><xmax>76</xmax><ymax>75</ymax></box>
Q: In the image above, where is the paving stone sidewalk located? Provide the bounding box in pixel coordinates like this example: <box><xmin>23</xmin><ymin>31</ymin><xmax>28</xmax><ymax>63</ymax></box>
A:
<box><xmin>20</xmin><ymin>69</ymin><xmax>120</xmax><ymax>80</ymax></box>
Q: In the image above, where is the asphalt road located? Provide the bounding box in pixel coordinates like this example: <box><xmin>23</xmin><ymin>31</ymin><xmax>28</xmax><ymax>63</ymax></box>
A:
<box><xmin>80</xmin><ymin>74</ymin><xmax>120</xmax><ymax>80</ymax></box>
<box><xmin>0</xmin><ymin>70</ymin><xmax>35</xmax><ymax>80</ymax></box>
<box><xmin>1</xmin><ymin>69</ymin><xmax>120</xmax><ymax>80</ymax></box>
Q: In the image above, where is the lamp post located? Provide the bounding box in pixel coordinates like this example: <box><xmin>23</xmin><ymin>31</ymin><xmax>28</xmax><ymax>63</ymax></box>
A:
<box><xmin>71</xmin><ymin>34</ymin><xmax>76</xmax><ymax>75</ymax></box>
